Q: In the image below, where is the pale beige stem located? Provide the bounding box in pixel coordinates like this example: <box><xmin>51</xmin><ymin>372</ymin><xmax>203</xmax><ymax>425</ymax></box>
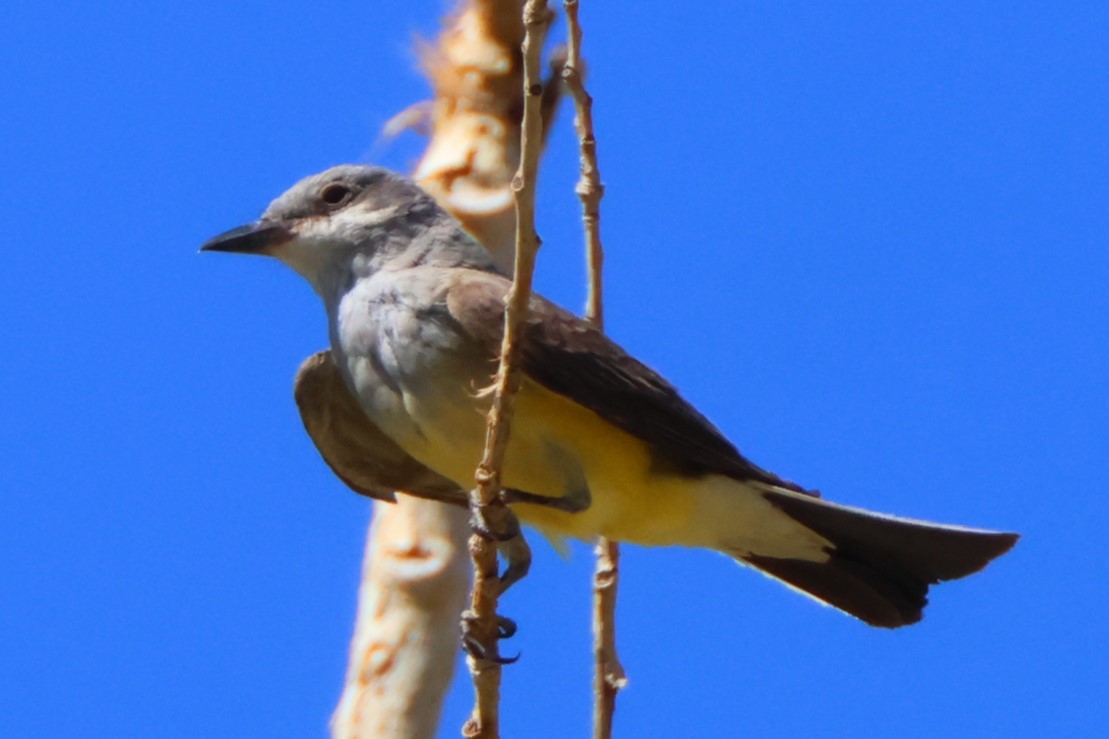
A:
<box><xmin>332</xmin><ymin>498</ymin><xmax>470</xmax><ymax>739</ymax></box>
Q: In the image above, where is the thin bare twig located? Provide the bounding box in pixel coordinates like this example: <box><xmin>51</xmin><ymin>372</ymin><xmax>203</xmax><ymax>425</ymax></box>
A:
<box><xmin>561</xmin><ymin>3</ymin><xmax>626</xmax><ymax>737</ymax></box>
<box><xmin>592</xmin><ymin>539</ymin><xmax>623</xmax><ymax>739</ymax></box>
<box><xmin>563</xmin><ymin>0</ymin><xmax>605</xmax><ymax>330</ymax></box>
<box><xmin>463</xmin><ymin>2</ymin><xmax>551</xmax><ymax>737</ymax></box>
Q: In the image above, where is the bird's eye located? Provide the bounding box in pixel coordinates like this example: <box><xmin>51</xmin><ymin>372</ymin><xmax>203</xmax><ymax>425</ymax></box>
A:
<box><xmin>320</xmin><ymin>183</ymin><xmax>353</xmax><ymax>206</ymax></box>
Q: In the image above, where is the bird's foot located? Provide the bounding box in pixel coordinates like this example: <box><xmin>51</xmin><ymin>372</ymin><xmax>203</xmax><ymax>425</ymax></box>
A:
<box><xmin>462</xmin><ymin>498</ymin><xmax>530</xmax><ymax>664</ymax></box>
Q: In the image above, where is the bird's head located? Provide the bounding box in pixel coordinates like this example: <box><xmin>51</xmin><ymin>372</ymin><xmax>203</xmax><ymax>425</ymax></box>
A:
<box><xmin>201</xmin><ymin>165</ymin><xmax>484</xmax><ymax>295</ymax></box>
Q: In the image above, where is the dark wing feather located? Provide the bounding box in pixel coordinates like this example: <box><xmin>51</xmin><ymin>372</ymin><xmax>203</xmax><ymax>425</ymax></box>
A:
<box><xmin>294</xmin><ymin>350</ymin><xmax>467</xmax><ymax>505</ymax></box>
<box><xmin>445</xmin><ymin>271</ymin><xmax>809</xmax><ymax>493</ymax></box>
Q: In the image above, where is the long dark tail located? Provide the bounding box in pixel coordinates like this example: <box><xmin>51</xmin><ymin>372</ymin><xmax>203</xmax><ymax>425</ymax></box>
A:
<box><xmin>738</xmin><ymin>488</ymin><xmax>1018</xmax><ymax>628</ymax></box>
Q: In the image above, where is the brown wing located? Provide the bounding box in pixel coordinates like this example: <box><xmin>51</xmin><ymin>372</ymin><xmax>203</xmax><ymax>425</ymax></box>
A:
<box><xmin>294</xmin><ymin>351</ymin><xmax>467</xmax><ymax>505</ymax></box>
<box><xmin>445</xmin><ymin>271</ymin><xmax>810</xmax><ymax>493</ymax></box>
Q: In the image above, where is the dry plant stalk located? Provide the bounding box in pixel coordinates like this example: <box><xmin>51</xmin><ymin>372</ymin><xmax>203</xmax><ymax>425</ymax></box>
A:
<box><xmin>331</xmin><ymin>496</ymin><xmax>470</xmax><ymax>739</ymax></box>
<box><xmin>464</xmin><ymin>4</ymin><xmax>552</xmax><ymax>737</ymax></box>
<box><xmin>332</xmin><ymin>1</ymin><xmax>560</xmax><ymax>737</ymax></box>
<box><xmin>412</xmin><ymin>0</ymin><xmax>560</xmax><ymax>274</ymax></box>
<box><xmin>560</xmin><ymin>3</ymin><xmax>626</xmax><ymax>737</ymax></box>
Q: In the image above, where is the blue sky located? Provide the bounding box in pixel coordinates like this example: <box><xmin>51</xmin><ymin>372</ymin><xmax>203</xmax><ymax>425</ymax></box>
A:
<box><xmin>2</xmin><ymin>2</ymin><xmax>1106</xmax><ymax>737</ymax></box>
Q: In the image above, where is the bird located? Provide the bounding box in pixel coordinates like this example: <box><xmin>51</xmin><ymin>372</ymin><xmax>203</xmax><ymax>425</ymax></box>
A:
<box><xmin>203</xmin><ymin>164</ymin><xmax>1018</xmax><ymax>628</ymax></box>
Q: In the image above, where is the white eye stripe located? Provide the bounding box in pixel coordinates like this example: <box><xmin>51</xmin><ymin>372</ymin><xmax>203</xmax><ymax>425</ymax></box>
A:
<box><xmin>341</xmin><ymin>203</ymin><xmax>402</xmax><ymax>228</ymax></box>
<box><xmin>290</xmin><ymin>204</ymin><xmax>402</xmax><ymax>241</ymax></box>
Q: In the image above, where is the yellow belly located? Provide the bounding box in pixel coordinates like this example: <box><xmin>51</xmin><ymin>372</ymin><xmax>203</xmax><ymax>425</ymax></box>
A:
<box><xmin>399</xmin><ymin>378</ymin><xmax>700</xmax><ymax>547</ymax></box>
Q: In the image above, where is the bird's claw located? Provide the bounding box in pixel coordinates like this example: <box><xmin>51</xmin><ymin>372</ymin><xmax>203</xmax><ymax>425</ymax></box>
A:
<box><xmin>460</xmin><ymin>609</ymin><xmax>520</xmax><ymax>665</ymax></box>
<box><xmin>496</xmin><ymin>614</ymin><xmax>517</xmax><ymax>640</ymax></box>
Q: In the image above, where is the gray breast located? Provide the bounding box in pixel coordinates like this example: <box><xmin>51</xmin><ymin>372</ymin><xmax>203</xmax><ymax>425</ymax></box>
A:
<box><xmin>332</xmin><ymin>270</ymin><xmax>490</xmax><ymax>442</ymax></box>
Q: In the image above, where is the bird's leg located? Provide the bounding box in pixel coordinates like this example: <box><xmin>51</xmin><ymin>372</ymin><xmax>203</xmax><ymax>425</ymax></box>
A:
<box><xmin>468</xmin><ymin>497</ymin><xmax>533</xmax><ymax>594</ymax></box>
<box><xmin>494</xmin><ymin>521</ymin><xmax>532</xmax><ymax>593</ymax></box>
<box><xmin>468</xmin><ymin>496</ymin><xmax>520</xmax><ymax>542</ymax></box>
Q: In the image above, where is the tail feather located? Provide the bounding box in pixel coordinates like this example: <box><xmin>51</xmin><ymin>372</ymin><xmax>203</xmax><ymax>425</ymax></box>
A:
<box><xmin>738</xmin><ymin>488</ymin><xmax>1018</xmax><ymax>628</ymax></box>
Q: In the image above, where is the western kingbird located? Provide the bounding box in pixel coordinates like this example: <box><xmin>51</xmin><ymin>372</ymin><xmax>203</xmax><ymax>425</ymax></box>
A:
<box><xmin>203</xmin><ymin>165</ymin><xmax>1017</xmax><ymax>628</ymax></box>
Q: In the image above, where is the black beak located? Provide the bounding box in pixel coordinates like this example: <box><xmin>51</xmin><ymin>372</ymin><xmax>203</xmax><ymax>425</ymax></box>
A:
<box><xmin>200</xmin><ymin>221</ymin><xmax>292</xmax><ymax>255</ymax></box>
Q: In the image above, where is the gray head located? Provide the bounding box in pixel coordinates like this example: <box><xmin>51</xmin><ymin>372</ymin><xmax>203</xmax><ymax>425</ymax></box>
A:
<box><xmin>201</xmin><ymin>165</ymin><xmax>497</xmax><ymax>296</ymax></box>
